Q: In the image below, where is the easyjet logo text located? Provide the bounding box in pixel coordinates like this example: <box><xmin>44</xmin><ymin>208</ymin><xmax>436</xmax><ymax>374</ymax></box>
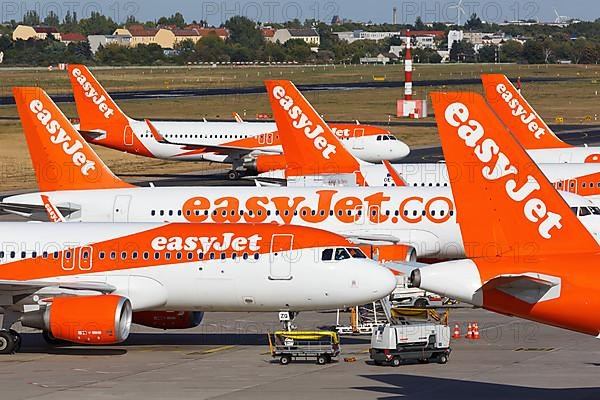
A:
<box><xmin>271</xmin><ymin>85</ymin><xmax>337</xmax><ymax>159</ymax></box>
<box><xmin>181</xmin><ymin>190</ymin><xmax>453</xmax><ymax>225</ymax></box>
<box><xmin>495</xmin><ymin>83</ymin><xmax>546</xmax><ymax>139</ymax></box>
<box><xmin>71</xmin><ymin>67</ymin><xmax>114</xmax><ymax>119</ymax></box>
<box><xmin>29</xmin><ymin>99</ymin><xmax>96</xmax><ymax>176</ymax></box>
<box><xmin>151</xmin><ymin>233</ymin><xmax>262</xmax><ymax>253</ymax></box>
<box><xmin>444</xmin><ymin>102</ymin><xmax>562</xmax><ymax>239</ymax></box>
<box><xmin>331</xmin><ymin>127</ymin><xmax>350</xmax><ymax>138</ymax></box>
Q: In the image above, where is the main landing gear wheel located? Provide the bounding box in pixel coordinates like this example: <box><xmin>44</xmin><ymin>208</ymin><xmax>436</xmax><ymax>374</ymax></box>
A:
<box><xmin>227</xmin><ymin>170</ymin><xmax>241</xmax><ymax>180</ymax></box>
<box><xmin>0</xmin><ymin>329</ymin><xmax>20</xmax><ymax>354</ymax></box>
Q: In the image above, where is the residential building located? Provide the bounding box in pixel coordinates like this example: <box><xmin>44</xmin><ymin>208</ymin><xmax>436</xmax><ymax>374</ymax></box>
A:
<box><xmin>12</xmin><ymin>25</ymin><xmax>61</xmax><ymax>41</ymax></box>
<box><xmin>115</xmin><ymin>26</ymin><xmax>176</xmax><ymax>48</ymax></box>
<box><xmin>271</xmin><ymin>28</ymin><xmax>320</xmax><ymax>50</ymax></box>
<box><xmin>193</xmin><ymin>27</ymin><xmax>229</xmax><ymax>40</ymax></box>
<box><xmin>172</xmin><ymin>28</ymin><xmax>201</xmax><ymax>45</ymax></box>
<box><xmin>88</xmin><ymin>34</ymin><xmax>132</xmax><ymax>53</ymax></box>
<box><xmin>359</xmin><ymin>53</ymin><xmax>394</xmax><ymax>64</ymax></box>
<box><xmin>335</xmin><ymin>30</ymin><xmax>443</xmax><ymax>48</ymax></box>
<box><xmin>60</xmin><ymin>32</ymin><xmax>87</xmax><ymax>45</ymax></box>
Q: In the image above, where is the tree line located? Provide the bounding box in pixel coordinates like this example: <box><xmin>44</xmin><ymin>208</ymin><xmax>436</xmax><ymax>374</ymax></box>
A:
<box><xmin>1</xmin><ymin>11</ymin><xmax>600</xmax><ymax>66</ymax></box>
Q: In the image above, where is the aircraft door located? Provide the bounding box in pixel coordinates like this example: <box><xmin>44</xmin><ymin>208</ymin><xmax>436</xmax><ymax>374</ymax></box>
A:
<box><xmin>124</xmin><ymin>125</ymin><xmax>134</xmax><ymax>146</ymax></box>
<box><xmin>352</xmin><ymin>128</ymin><xmax>365</xmax><ymax>150</ymax></box>
<box><xmin>368</xmin><ymin>205</ymin><xmax>382</xmax><ymax>224</ymax></box>
<box><xmin>353</xmin><ymin>205</ymin><xmax>365</xmax><ymax>224</ymax></box>
<box><xmin>113</xmin><ymin>195</ymin><xmax>132</xmax><ymax>222</ymax></box>
<box><xmin>266</xmin><ymin>132</ymin><xmax>274</xmax><ymax>145</ymax></box>
<box><xmin>566</xmin><ymin>179</ymin><xmax>578</xmax><ymax>194</ymax></box>
<box><xmin>269</xmin><ymin>234</ymin><xmax>294</xmax><ymax>280</ymax></box>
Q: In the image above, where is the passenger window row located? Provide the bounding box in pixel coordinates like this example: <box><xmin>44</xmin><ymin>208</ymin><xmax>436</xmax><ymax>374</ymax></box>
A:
<box><xmin>140</xmin><ymin>133</ymin><xmax>281</xmax><ymax>141</ymax></box>
<box><xmin>150</xmin><ymin>208</ymin><xmax>454</xmax><ymax>219</ymax></box>
<box><xmin>556</xmin><ymin>181</ymin><xmax>600</xmax><ymax>189</ymax></box>
<box><xmin>0</xmin><ymin>250</ymin><xmax>260</xmax><ymax>262</ymax></box>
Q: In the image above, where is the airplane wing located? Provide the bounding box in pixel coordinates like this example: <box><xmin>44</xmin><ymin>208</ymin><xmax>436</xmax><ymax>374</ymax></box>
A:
<box><xmin>145</xmin><ymin>119</ymin><xmax>281</xmax><ymax>156</ymax></box>
<box><xmin>0</xmin><ymin>280</ymin><xmax>116</xmax><ymax>295</ymax></box>
<box><xmin>481</xmin><ymin>273</ymin><xmax>561</xmax><ymax>304</ymax></box>
<box><xmin>80</xmin><ymin>130</ymin><xmax>106</xmax><ymax>140</ymax></box>
<box><xmin>0</xmin><ymin>201</ymin><xmax>78</xmax><ymax>220</ymax></box>
<box><xmin>344</xmin><ymin>233</ymin><xmax>402</xmax><ymax>244</ymax></box>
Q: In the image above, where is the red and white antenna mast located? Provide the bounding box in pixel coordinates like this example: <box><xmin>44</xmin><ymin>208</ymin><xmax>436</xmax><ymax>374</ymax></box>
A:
<box><xmin>404</xmin><ymin>30</ymin><xmax>413</xmax><ymax>101</ymax></box>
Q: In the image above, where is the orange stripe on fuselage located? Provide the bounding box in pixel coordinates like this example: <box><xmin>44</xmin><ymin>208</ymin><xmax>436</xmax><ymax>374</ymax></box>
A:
<box><xmin>171</xmin><ymin>124</ymin><xmax>388</xmax><ymax>157</ymax></box>
<box><xmin>0</xmin><ymin>224</ymin><xmax>349</xmax><ymax>281</ymax></box>
<box><xmin>553</xmin><ymin>171</ymin><xmax>600</xmax><ymax>196</ymax></box>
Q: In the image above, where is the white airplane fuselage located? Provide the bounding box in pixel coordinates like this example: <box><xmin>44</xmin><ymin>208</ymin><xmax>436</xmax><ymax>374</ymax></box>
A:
<box><xmin>6</xmin><ymin>186</ymin><xmax>600</xmax><ymax>259</ymax></box>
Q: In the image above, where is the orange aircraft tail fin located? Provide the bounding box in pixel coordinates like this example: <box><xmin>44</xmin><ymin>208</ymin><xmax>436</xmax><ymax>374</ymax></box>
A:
<box><xmin>68</xmin><ymin>64</ymin><xmax>129</xmax><ymax>132</ymax></box>
<box><xmin>13</xmin><ymin>87</ymin><xmax>134</xmax><ymax>191</ymax></box>
<box><xmin>481</xmin><ymin>74</ymin><xmax>570</xmax><ymax>149</ymax></box>
<box><xmin>431</xmin><ymin>92</ymin><xmax>597</xmax><ymax>258</ymax></box>
<box><xmin>264</xmin><ymin>80</ymin><xmax>362</xmax><ymax>177</ymax></box>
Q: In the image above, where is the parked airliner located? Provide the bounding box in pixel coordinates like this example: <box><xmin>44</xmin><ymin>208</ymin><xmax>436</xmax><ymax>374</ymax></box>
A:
<box><xmin>68</xmin><ymin>65</ymin><xmax>409</xmax><ymax>180</ymax></box>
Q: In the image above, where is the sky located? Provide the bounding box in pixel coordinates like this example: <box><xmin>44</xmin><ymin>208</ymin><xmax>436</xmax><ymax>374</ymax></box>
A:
<box><xmin>2</xmin><ymin>0</ymin><xmax>598</xmax><ymax>26</ymax></box>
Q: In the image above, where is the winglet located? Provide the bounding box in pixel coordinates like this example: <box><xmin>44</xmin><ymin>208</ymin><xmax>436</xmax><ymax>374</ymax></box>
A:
<box><xmin>430</xmin><ymin>91</ymin><xmax>597</xmax><ymax>258</ymax></box>
<box><xmin>233</xmin><ymin>112</ymin><xmax>244</xmax><ymax>123</ymax></box>
<box><xmin>481</xmin><ymin>74</ymin><xmax>570</xmax><ymax>149</ymax></box>
<box><xmin>264</xmin><ymin>80</ymin><xmax>362</xmax><ymax>177</ymax></box>
<box><xmin>145</xmin><ymin>119</ymin><xmax>167</xmax><ymax>143</ymax></box>
<box><xmin>382</xmin><ymin>160</ymin><xmax>406</xmax><ymax>186</ymax></box>
<box><xmin>40</xmin><ymin>195</ymin><xmax>65</xmax><ymax>222</ymax></box>
<box><xmin>13</xmin><ymin>87</ymin><xmax>134</xmax><ymax>191</ymax></box>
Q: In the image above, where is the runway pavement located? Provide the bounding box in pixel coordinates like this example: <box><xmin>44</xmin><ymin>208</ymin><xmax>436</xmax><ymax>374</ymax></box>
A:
<box><xmin>2</xmin><ymin>309</ymin><xmax>600</xmax><ymax>400</ymax></box>
<box><xmin>0</xmin><ymin>75</ymin><xmax>576</xmax><ymax>105</ymax></box>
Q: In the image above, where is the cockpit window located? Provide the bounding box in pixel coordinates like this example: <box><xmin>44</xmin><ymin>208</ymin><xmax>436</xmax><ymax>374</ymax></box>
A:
<box><xmin>590</xmin><ymin>206</ymin><xmax>600</xmax><ymax>215</ymax></box>
<box><xmin>334</xmin><ymin>248</ymin><xmax>351</xmax><ymax>261</ymax></box>
<box><xmin>376</xmin><ymin>135</ymin><xmax>382</xmax><ymax>141</ymax></box>
<box><xmin>571</xmin><ymin>207</ymin><xmax>578</xmax><ymax>215</ymax></box>
<box><xmin>321</xmin><ymin>248</ymin><xmax>333</xmax><ymax>261</ymax></box>
<box><xmin>579</xmin><ymin>207</ymin><xmax>592</xmax><ymax>217</ymax></box>
<box><xmin>323</xmin><ymin>247</ymin><xmax>366</xmax><ymax>261</ymax></box>
<box><xmin>382</xmin><ymin>135</ymin><xmax>389</xmax><ymax>141</ymax></box>
<box><xmin>347</xmin><ymin>248</ymin><xmax>367</xmax><ymax>258</ymax></box>
<box><xmin>387</xmin><ymin>135</ymin><xmax>397</xmax><ymax>141</ymax></box>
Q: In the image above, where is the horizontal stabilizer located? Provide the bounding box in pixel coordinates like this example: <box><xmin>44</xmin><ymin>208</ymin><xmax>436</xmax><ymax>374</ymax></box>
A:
<box><xmin>482</xmin><ymin>273</ymin><xmax>561</xmax><ymax>304</ymax></box>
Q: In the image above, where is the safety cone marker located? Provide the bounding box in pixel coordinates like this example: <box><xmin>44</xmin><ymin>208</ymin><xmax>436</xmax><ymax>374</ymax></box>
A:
<box><xmin>465</xmin><ymin>322</ymin><xmax>473</xmax><ymax>339</ymax></box>
<box><xmin>452</xmin><ymin>323</ymin><xmax>461</xmax><ymax>339</ymax></box>
<box><xmin>472</xmin><ymin>322</ymin><xmax>480</xmax><ymax>340</ymax></box>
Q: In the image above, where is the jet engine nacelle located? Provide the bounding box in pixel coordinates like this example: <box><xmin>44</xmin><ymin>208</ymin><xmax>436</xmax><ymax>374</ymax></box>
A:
<box><xmin>21</xmin><ymin>295</ymin><xmax>132</xmax><ymax>344</ymax></box>
<box><xmin>132</xmin><ymin>311</ymin><xmax>205</xmax><ymax>330</ymax></box>
<box><xmin>360</xmin><ymin>244</ymin><xmax>417</xmax><ymax>263</ymax></box>
<box><xmin>244</xmin><ymin>154</ymin><xmax>287</xmax><ymax>174</ymax></box>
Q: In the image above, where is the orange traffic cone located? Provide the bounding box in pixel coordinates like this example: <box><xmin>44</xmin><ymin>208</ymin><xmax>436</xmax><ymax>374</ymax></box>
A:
<box><xmin>452</xmin><ymin>323</ymin><xmax>461</xmax><ymax>339</ymax></box>
<box><xmin>472</xmin><ymin>322</ymin><xmax>480</xmax><ymax>340</ymax></box>
<box><xmin>465</xmin><ymin>322</ymin><xmax>473</xmax><ymax>339</ymax></box>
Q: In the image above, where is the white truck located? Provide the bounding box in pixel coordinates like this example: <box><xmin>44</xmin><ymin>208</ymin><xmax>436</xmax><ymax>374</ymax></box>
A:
<box><xmin>369</xmin><ymin>322</ymin><xmax>451</xmax><ymax>366</ymax></box>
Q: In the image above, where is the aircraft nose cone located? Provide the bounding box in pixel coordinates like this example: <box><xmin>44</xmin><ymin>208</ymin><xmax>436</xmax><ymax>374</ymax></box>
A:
<box><xmin>359</xmin><ymin>262</ymin><xmax>397</xmax><ymax>301</ymax></box>
<box><xmin>397</xmin><ymin>141</ymin><xmax>411</xmax><ymax>158</ymax></box>
<box><xmin>387</xmin><ymin>140</ymin><xmax>411</xmax><ymax>161</ymax></box>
